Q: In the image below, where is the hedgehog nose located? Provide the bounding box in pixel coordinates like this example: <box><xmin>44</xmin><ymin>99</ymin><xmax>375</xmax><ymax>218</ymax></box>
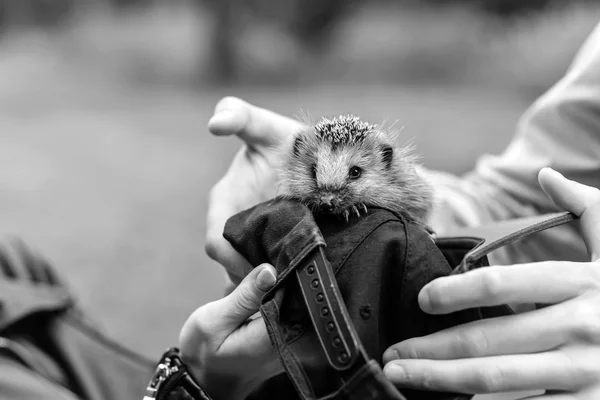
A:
<box><xmin>320</xmin><ymin>193</ymin><xmax>336</xmax><ymax>213</ymax></box>
<box><xmin>322</xmin><ymin>202</ymin><xmax>335</xmax><ymax>213</ymax></box>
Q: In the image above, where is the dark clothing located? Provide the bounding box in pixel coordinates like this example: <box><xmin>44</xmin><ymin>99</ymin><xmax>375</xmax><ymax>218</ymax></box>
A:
<box><xmin>0</xmin><ymin>239</ymin><xmax>154</xmax><ymax>400</ymax></box>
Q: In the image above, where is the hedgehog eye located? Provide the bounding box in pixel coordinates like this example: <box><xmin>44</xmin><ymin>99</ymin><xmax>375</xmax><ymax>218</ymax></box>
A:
<box><xmin>310</xmin><ymin>163</ymin><xmax>317</xmax><ymax>179</ymax></box>
<box><xmin>348</xmin><ymin>166</ymin><xmax>362</xmax><ymax>179</ymax></box>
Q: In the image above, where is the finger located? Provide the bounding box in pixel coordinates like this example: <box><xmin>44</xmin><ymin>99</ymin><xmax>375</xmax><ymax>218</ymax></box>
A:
<box><xmin>538</xmin><ymin>168</ymin><xmax>600</xmax><ymax>217</ymax></box>
<box><xmin>418</xmin><ymin>261</ymin><xmax>590</xmax><ymax>315</ymax></box>
<box><xmin>518</xmin><ymin>394</ymin><xmax>575</xmax><ymax>400</ymax></box>
<box><xmin>205</xmin><ymin>177</ymin><xmax>255</xmax><ymax>283</ymax></box>
<box><xmin>539</xmin><ymin>168</ymin><xmax>600</xmax><ymax>261</ymax></box>
<box><xmin>383</xmin><ymin>301</ymin><xmax>571</xmax><ymax>363</ymax></box>
<box><xmin>204</xmin><ymin>223</ymin><xmax>252</xmax><ymax>284</ymax></box>
<box><xmin>179</xmin><ymin>264</ymin><xmax>276</xmax><ymax>351</ymax></box>
<box><xmin>218</xmin><ymin>263</ymin><xmax>277</xmax><ymax>324</ymax></box>
<box><xmin>208</xmin><ymin>96</ymin><xmax>302</xmax><ymax>147</ymax></box>
<box><xmin>384</xmin><ymin>352</ymin><xmax>588</xmax><ymax>394</ymax></box>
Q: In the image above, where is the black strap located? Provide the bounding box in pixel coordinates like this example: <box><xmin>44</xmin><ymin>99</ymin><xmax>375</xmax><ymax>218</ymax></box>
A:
<box><xmin>452</xmin><ymin>211</ymin><xmax>577</xmax><ymax>274</ymax></box>
<box><xmin>295</xmin><ymin>246</ymin><xmax>365</xmax><ymax>372</ymax></box>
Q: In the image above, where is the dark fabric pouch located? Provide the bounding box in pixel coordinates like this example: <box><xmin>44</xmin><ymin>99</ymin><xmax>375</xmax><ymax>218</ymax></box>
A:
<box><xmin>223</xmin><ymin>199</ymin><xmax>513</xmax><ymax>400</ymax></box>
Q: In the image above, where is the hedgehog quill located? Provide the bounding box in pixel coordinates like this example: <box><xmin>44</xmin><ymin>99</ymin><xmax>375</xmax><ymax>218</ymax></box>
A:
<box><xmin>277</xmin><ymin>114</ymin><xmax>434</xmax><ymax>227</ymax></box>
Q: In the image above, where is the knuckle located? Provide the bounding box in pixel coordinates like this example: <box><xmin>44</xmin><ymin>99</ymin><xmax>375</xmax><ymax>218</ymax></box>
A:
<box><xmin>390</xmin><ymin>341</ymin><xmax>420</xmax><ymax>360</ymax></box>
<box><xmin>571</xmin><ymin>360</ymin><xmax>598</xmax><ymax>383</ymax></box>
<box><xmin>424</xmin><ymin>283</ymin><xmax>449</xmax><ymax>312</ymax></box>
<box><xmin>215</xmin><ymin>96</ymin><xmax>240</xmax><ymax>112</ymax></box>
<box><xmin>204</xmin><ymin>233</ymin><xmax>221</xmax><ymax>261</ymax></box>
<box><xmin>235</xmin><ymin>284</ymin><xmax>260</xmax><ymax>314</ymax></box>
<box><xmin>569</xmin><ymin>301</ymin><xmax>600</xmax><ymax>342</ymax></box>
<box><xmin>204</xmin><ymin>228</ymin><xmax>224</xmax><ymax>261</ymax></box>
<box><xmin>417</xmin><ymin>368</ymin><xmax>437</xmax><ymax>391</ymax></box>
<box><xmin>478</xmin><ymin>270</ymin><xmax>504</xmax><ymax>301</ymax></box>
<box><xmin>472</xmin><ymin>365</ymin><xmax>504</xmax><ymax>393</ymax></box>
<box><xmin>583</xmin><ymin>187</ymin><xmax>600</xmax><ymax>208</ymax></box>
<box><xmin>456</xmin><ymin>328</ymin><xmax>490</xmax><ymax>357</ymax></box>
<box><xmin>188</xmin><ymin>308</ymin><xmax>211</xmax><ymax>337</ymax></box>
<box><xmin>581</xmin><ymin>264</ymin><xmax>600</xmax><ymax>290</ymax></box>
<box><xmin>559</xmin><ymin>350</ymin><xmax>599</xmax><ymax>385</ymax></box>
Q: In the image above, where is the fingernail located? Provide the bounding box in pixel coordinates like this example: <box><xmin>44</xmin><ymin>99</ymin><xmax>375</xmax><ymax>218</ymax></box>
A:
<box><xmin>256</xmin><ymin>266</ymin><xmax>277</xmax><ymax>292</ymax></box>
<box><xmin>384</xmin><ymin>362</ymin><xmax>406</xmax><ymax>381</ymax></box>
<box><xmin>542</xmin><ymin>167</ymin><xmax>566</xmax><ymax>180</ymax></box>
<box><xmin>382</xmin><ymin>348</ymin><xmax>400</xmax><ymax>363</ymax></box>
<box><xmin>208</xmin><ymin>109</ymin><xmax>236</xmax><ymax>131</ymax></box>
<box><xmin>417</xmin><ymin>286</ymin><xmax>433</xmax><ymax>313</ymax></box>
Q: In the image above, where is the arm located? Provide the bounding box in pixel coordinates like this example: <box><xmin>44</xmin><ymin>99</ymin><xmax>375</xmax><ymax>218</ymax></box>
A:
<box><xmin>425</xmin><ymin>22</ymin><xmax>600</xmax><ymax>265</ymax></box>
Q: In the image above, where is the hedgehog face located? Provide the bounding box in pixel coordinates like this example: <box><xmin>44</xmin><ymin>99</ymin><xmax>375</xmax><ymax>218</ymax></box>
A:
<box><xmin>310</xmin><ymin>142</ymin><xmax>394</xmax><ymax>216</ymax></box>
<box><xmin>311</xmin><ymin>144</ymin><xmax>365</xmax><ymax>214</ymax></box>
<box><xmin>282</xmin><ymin>121</ymin><xmax>396</xmax><ymax>220</ymax></box>
<box><xmin>278</xmin><ymin>114</ymin><xmax>432</xmax><ymax>224</ymax></box>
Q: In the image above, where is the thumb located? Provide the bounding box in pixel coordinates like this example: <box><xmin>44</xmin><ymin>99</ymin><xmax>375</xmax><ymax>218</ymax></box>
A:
<box><xmin>539</xmin><ymin>167</ymin><xmax>600</xmax><ymax>261</ymax></box>
<box><xmin>178</xmin><ymin>264</ymin><xmax>276</xmax><ymax>360</ymax></box>
<box><xmin>208</xmin><ymin>96</ymin><xmax>302</xmax><ymax>148</ymax></box>
<box><xmin>220</xmin><ymin>263</ymin><xmax>277</xmax><ymax>324</ymax></box>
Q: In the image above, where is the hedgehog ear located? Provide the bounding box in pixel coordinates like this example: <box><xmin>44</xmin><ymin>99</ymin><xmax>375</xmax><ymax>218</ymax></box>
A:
<box><xmin>381</xmin><ymin>146</ymin><xmax>393</xmax><ymax>168</ymax></box>
<box><xmin>293</xmin><ymin>136</ymin><xmax>304</xmax><ymax>157</ymax></box>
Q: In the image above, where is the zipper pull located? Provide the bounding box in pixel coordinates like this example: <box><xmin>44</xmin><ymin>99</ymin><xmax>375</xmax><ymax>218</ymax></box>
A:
<box><xmin>143</xmin><ymin>357</ymin><xmax>177</xmax><ymax>399</ymax></box>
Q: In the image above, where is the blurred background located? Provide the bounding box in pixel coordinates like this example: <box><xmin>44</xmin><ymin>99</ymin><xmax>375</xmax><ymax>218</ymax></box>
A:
<box><xmin>0</xmin><ymin>0</ymin><xmax>599</xmax><ymax>360</ymax></box>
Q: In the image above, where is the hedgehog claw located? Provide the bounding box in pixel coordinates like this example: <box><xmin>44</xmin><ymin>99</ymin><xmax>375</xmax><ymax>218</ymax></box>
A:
<box><xmin>361</xmin><ymin>204</ymin><xmax>368</xmax><ymax>214</ymax></box>
<box><xmin>343</xmin><ymin>209</ymin><xmax>350</xmax><ymax>221</ymax></box>
<box><xmin>352</xmin><ymin>205</ymin><xmax>360</xmax><ymax>218</ymax></box>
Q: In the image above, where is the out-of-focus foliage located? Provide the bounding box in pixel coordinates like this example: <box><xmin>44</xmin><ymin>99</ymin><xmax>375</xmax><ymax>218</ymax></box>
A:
<box><xmin>422</xmin><ymin>0</ymin><xmax>554</xmax><ymax>18</ymax></box>
<box><xmin>0</xmin><ymin>0</ymin><xmax>74</xmax><ymax>28</ymax></box>
<box><xmin>0</xmin><ymin>0</ymin><xmax>587</xmax><ymax>32</ymax></box>
<box><xmin>0</xmin><ymin>0</ymin><xmax>598</xmax><ymax>92</ymax></box>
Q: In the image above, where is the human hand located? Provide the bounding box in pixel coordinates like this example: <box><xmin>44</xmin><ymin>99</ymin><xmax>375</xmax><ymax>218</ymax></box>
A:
<box><xmin>179</xmin><ymin>263</ymin><xmax>283</xmax><ymax>400</ymax></box>
<box><xmin>383</xmin><ymin>168</ymin><xmax>600</xmax><ymax>399</ymax></box>
<box><xmin>205</xmin><ymin>97</ymin><xmax>303</xmax><ymax>284</ymax></box>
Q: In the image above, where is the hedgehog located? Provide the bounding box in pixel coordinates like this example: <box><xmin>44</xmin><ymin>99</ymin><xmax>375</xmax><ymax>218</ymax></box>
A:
<box><xmin>276</xmin><ymin>114</ymin><xmax>434</xmax><ymax>226</ymax></box>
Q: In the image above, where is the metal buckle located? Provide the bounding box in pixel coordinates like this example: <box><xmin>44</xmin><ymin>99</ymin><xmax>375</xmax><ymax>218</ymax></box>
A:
<box><xmin>143</xmin><ymin>351</ymin><xmax>179</xmax><ymax>400</ymax></box>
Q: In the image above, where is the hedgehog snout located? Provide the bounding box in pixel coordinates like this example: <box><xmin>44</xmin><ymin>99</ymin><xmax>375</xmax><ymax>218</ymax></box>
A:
<box><xmin>318</xmin><ymin>191</ymin><xmax>342</xmax><ymax>213</ymax></box>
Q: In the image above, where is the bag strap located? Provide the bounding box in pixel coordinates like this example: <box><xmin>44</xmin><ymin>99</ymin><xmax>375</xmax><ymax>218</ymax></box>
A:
<box><xmin>450</xmin><ymin>211</ymin><xmax>578</xmax><ymax>274</ymax></box>
<box><xmin>294</xmin><ymin>246</ymin><xmax>406</xmax><ymax>400</ymax></box>
<box><xmin>295</xmin><ymin>246</ymin><xmax>363</xmax><ymax>371</ymax></box>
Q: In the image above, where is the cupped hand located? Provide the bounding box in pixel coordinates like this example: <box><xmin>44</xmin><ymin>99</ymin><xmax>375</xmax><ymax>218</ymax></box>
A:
<box><xmin>205</xmin><ymin>97</ymin><xmax>303</xmax><ymax>284</ymax></box>
<box><xmin>383</xmin><ymin>168</ymin><xmax>600</xmax><ymax>399</ymax></box>
<box><xmin>179</xmin><ymin>263</ymin><xmax>283</xmax><ymax>400</ymax></box>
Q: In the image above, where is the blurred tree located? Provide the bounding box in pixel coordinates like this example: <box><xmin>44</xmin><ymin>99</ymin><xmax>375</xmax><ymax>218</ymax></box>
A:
<box><xmin>422</xmin><ymin>0</ymin><xmax>556</xmax><ymax>18</ymax></box>
<box><xmin>108</xmin><ymin>0</ymin><xmax>155</xmax><ymax>9</ymax></box>
<box><xmin>480</xmin><ymin>0</ymin><xmax>554</xmax><ymax>18</ymax></box>
<box><xmin>0</xmin><ymin>0</ymin><xmax>75</xmax><ymax>30</ymax></box>
<box><xmin>289</xmin><ymin>0</ymin><xmax>351</xmax><ymax>48</ymax></box>
<box><xmin>200</xmin><ymin>0</ymin><xmax>356</xmax><ymax>83</ymax></box>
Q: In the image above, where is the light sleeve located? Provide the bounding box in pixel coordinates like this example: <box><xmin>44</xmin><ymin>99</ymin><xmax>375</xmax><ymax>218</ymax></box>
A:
<box><xmin>424</xmin><ymin>22</ymin><xmax>600</xmax><ymax>265</ymax></box>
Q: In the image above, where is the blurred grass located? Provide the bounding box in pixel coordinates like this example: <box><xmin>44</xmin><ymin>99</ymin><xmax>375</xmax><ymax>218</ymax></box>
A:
<box><xmin>0</xmin><ymin>2</ymin><xmax>598</xmax><ymax>360</ymax></box>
